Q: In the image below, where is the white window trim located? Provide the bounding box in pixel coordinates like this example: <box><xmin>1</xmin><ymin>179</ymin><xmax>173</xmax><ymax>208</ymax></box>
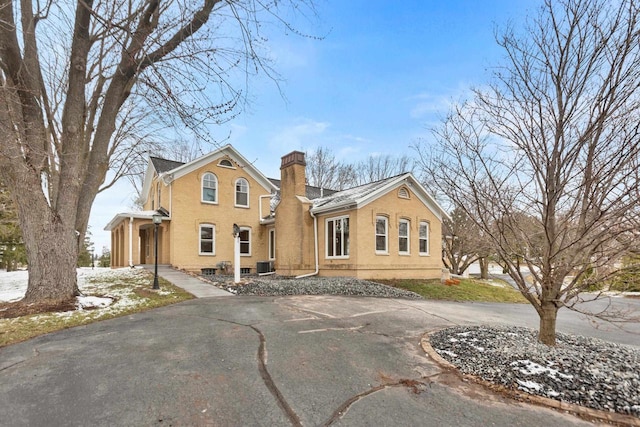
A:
<box><xmin>201</xmin><ymin>172</ymin><xmax>218</xmax><ymax>204</ymax></box>
<box><xmin>235</xmin><ymin>178</ymin><xmax>250</xmax><ymax>208</ymax></box>
<box><xmin>399</xmin><ymin>219</ymin><xmax>410</xmax><ymax>255</ymax></box>
<box><xmin>268</xmin><ymin>228</ymin><xmax>276</xmax><ymax>261</ymax></box>
<box><xmin>217</xmin><ymin>159</ymin><xmax>236</xmax><ymax>169</ymax></box>
<box><xmin>419</xmin><ymin>221</ymin><xmax>430</xmax><ymax>256</ymax></box>
<box><xmin>326</xmin><ymin>215</ymin><xmax>350</xmax><ymax>259</ymax></box>
<box><xmin>239</xmin><ymin>227</ymin><xmax>251</xmax><ymax>256</ymax></box>
<box><xmin>199</xmin><ymin>224</ymin><xmax>216</xmax><ymax>256</ymax></box>
<box><xmin>375</xmin><ymin>216</ymin><xmax>388</xmax><ymax>254</ymax></box>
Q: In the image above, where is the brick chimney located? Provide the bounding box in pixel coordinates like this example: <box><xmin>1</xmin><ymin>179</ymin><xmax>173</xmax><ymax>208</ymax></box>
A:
<box><xmin>275</xmin><ymin>150</ymin><xmax>314</xmax><ymax>276</ymax></box>
<box><xmin>280</xmin><ymin>151</ymin><xmax>306</xmax><ymax>200</ymax></box>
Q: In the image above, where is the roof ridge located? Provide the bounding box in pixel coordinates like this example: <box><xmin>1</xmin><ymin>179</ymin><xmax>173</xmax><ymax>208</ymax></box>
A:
<box><xmin>331</xmin><ymin>172</ymin><xmax>410</xmax><ymax>193</ymax></box>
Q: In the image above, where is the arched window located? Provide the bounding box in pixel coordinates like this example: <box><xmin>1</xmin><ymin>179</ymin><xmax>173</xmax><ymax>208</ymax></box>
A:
<box><xmin>218</xmin><ymin>159</ymin><xmax>233</xmax><ymax>167</ymax></box>
<box><xmin>202</xmin><ymin>173</ymin><xmax>217</xmax><ymax>203</ymax></box>
<box><xmin>235</xmin><ymin>178</ymin><xmax>249</xmax><ymax>207</ymax></box>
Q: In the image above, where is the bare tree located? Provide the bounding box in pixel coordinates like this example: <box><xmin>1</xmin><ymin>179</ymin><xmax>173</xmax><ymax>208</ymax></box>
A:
<box><xmin>127</xmin><ymin>137</ymin><xmax>209</xmax><ymax>198</ymax></box>
<box><xmin>354</xmin><ymin>154</ymin><xmax>415</xmax><ymax>184</ymax></box>
<box><xmin>306</xmin><ymin>146</ymin><xmax>357</xmax><ymax>190</ymax></box>
<box><xmin>415</xmin><ymin>0</ymin><xmax>640</xmax><ymax>345</ymax></box>
<box><xmin>0</xmin><ymin>0</ymin><xmax>317</xmax><ymax>304</ymax></box>
<box><xmin>306</xmin><ymin>147</ymin><xmax>415</xmax><ymax>190</ymax></box>
<box><xmin>442</xmin><ymin>207</ymin><xmax>493</xmax><ymax>278</ymax></box>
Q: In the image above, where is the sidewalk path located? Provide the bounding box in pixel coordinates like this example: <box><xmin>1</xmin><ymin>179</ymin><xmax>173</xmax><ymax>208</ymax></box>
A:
<box><xmin>144</xmin><ymin>265</ymin><xmax>233</xmax><ymax>298</ymax></box>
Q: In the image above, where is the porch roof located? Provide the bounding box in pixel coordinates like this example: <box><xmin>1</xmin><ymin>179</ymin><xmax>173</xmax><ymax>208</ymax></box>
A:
<box><xmin>104</xmin><ymin>210</ymin><xmax>170</xmax><ymax>231</ymax></box>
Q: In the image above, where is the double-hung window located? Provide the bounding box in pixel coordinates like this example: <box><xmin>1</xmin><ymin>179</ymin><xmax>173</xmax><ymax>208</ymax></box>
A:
<box><xmin>202</xmin><ymin>173</ymin><xmax>217</xmax><ymax>203</ymax></box>
<box><xmin>235</xmin><ymin>178</ymin><xmax>249</xmax><ymax>207</ymax></box>
<box><xmin>239</xmin><ymin>227</ymin><xmax>251</xmax><ymax>256</ymax></box>
<box><xmin>398</xmin><ymin>219</ymin><xmax>410</xmax><ymax>254</ymax></box>
<box><xmin>375</xmin><ymin>216</ymin><xmax>388</xmax><ymax>253</ymax></box>
<box><xmin>199</xmin><ymin>224</ymin><xmax>215</xmax><ymax>255</ymax></box>
<box><xmin>326</xmin><ymin>216</ymin><xmax>349</xmax><ymax>258</ymax></box>
<box><xmin>419</xmin><ymin>222</ymin><xmax>429</xmax><ymax>255</ymax></box>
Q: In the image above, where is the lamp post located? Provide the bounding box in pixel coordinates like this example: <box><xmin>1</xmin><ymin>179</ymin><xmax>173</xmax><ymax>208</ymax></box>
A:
<box><xmin>152</xmin><ymin>214</ymin><xmax>162</xmax><ymax>290</ymax></box>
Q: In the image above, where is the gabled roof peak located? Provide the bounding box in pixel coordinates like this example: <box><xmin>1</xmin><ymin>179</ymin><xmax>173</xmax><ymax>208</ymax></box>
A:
<box><xmin>150</xmin><ymin>156</ymin><xmax>185</xmax><ymax>173</ymax></box>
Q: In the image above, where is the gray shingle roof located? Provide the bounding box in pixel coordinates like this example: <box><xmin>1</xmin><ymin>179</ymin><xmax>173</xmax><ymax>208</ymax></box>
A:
<box><xmin>151</xmin><ymin>157</ymin><xmax>185</xmax><ymax>173</ymax></box>
<box><xmin>267</xmin><ymin>178</ymin><xmax>338</xmax><ymax>200</ymax></box>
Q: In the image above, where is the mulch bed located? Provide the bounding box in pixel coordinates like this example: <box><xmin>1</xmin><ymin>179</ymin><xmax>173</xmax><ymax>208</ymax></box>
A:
<box><xmin>0</xmin><ymin>300</ymin><xmax>76</xmax><ymax>319</ymax></box>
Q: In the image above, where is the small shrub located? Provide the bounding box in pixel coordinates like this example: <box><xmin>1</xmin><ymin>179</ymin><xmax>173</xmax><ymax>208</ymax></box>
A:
<box><xmin>608</xmin><ymin>268</ymin><xmax>640</xmax><ymax>292</ymax></box>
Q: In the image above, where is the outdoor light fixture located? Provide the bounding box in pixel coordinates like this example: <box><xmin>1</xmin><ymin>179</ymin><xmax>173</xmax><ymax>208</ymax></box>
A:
<box><xmin>152</xmin><ymin>214</ymin><xmax>162</xmax><ymax>290</ymax></box>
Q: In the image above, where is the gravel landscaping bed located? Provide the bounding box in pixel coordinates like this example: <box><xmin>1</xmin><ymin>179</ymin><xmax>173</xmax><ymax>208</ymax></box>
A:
<box><xmin>207</xmin><ymin>275</ymin><xmax>423</xmax><ymax>299</ymax></box>
<box><xmin>430</xmin><ymin>325</ymin><xmax>640</xmax><ymax>418</ymax></box>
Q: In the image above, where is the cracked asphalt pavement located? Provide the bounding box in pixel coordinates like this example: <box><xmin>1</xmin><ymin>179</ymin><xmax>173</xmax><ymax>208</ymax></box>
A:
<box><xmin>2</xmin><ymin>295</ymin><xmax>638</xmax><ymax>426</ymax></box>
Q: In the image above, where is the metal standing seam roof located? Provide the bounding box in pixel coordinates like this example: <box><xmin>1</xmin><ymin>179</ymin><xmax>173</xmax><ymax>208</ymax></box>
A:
<box><xmin>310</xmin><ymin>173</ymin><xmax>408</xmax><ymax>211</ymax></box>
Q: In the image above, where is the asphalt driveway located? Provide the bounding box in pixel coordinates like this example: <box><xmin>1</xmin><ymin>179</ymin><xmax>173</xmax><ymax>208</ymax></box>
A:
<box><xmin>1</xmin><ymin>296</ymin><xmax>638</xmax><ymax>426</ymax></box>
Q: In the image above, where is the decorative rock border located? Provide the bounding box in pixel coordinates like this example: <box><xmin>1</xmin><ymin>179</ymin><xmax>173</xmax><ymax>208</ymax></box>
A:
<box><xmin>421</xmin><ymin>330</ymin><xmax>640</xmax><ymax>427</ymax></box>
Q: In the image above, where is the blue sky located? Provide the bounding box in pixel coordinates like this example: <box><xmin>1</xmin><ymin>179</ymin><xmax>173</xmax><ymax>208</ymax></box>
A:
<box><xmin>91</xmin><ymin>0</ymin><xmax>537</xmax><ymax>253</ymax></box>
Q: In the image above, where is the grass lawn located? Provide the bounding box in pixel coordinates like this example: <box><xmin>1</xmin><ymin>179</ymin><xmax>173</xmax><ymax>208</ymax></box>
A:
<box><xmin>377</xmin><ymin>278</ymin><xmax>529</xmax><ymax>303</ymax></box>
<box><xmin>0</xmin><ymin>269</ymin><xmax>194</xmax><ymax>348</ymax></box>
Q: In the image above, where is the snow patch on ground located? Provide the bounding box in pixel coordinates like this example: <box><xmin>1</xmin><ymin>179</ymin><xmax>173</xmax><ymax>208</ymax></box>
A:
<box><xmin>0</xmin><ymin>267</ymin><xmax>155</xmax><ymax>318</ymax></box>
<box><xmin>0</xmin><ymin>269</ymin><xmax>30</xmax><ymax>302</ymax></box>
<box><xmin>516</xmin><ymin>379</ymin><xmax>542</xmax><ymax>391</ymax></box>
<box><xmin>511</xmin><ymin>359</ymin><xmax>573</xmax><ymax>379</ymax></box>
<box><xmin>76</xmin><ymin>295</ymin><xmax>114</xmax><ymax>309</ymax></box>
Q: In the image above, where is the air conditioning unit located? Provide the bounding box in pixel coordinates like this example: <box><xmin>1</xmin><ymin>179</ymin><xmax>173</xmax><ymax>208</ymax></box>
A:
<box><xmin>256</xmin><ymin>261</ymin><xmax>271</xmax><ymax>274</ymax></box>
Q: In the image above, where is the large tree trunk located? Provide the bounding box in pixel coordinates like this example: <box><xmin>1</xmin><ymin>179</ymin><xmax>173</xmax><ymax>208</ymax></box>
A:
<box><xmin>23</xmin><ymin>228</ymin><xmax>79</xmax><ymax>304</ymax></box>
<box><xmin>13</xmin><ymin>173</ymin><xmax>80</xmax><ymax>303</ymax></box>
<box><xmin>538</xmin><ymin>301</ymin><xmax>559</xmax><ymax>346</ymax></box>
<box><xmin>479</xmin><ymin>257</ymin><xmax>489</xmax><ymax>279</ymax></box>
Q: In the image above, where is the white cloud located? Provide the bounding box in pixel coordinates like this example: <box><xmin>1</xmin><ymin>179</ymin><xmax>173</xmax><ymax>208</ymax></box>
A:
<box><xmin>268</xmin><ymin>118</ymin><xmax>331</xmax><ymax>153</ymax></box>
<box><xmin>409</xmin><ymin>92</ymin><xmax>453</xmax><ymax>119</ymax></box>
<box><xmin>228</xmin><ymin>123</ymin><xmax>248</xmax><ymax>141</ymax></box>
<box><xmin>268</xmin><ymin>41</ymin><xmax>313</xmax><ymax>70</ymax></box>
<box><xmin>337</xmin><ymin>145</ymin><xmax>359</xmax><ymax>158</ymax></box>
<box><xmin>408</xmin><ymin>83</ymin><xmax>474</xmax><ymax>119</ymax></box>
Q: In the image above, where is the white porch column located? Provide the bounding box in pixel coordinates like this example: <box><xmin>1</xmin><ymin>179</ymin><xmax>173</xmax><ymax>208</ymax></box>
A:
<box><xmin>129</xmin><ymin>217</ymin><xmax>134</xmax><ymax>267</ymax></box>
<box><xmin>234</xmin><ymin>234</ymin><xmax>241</xmax><ymax>283</ymax></box>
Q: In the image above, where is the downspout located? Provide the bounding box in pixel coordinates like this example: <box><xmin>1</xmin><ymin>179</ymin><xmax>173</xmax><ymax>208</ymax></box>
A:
<box><xmin>295</xmin><ymin>210</ymin><xmax>319</xmax><ymax>278</ymax></box>
<box><xmin>128</xmin><ymin>217</ymin><xmax>134</xmax><ymax>267</ymax></box>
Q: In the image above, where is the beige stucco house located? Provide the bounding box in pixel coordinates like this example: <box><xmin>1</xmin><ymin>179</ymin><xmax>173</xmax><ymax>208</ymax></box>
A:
<box><xmin>105</xmin><ymin>145</ymin><xmax>447</xmax><ymax>279</ymax></box>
